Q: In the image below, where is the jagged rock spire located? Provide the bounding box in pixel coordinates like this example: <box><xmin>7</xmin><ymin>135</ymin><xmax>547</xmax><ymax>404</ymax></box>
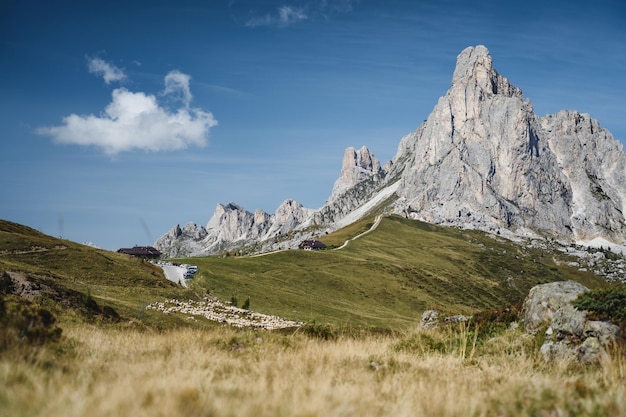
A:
<box><xmin>330</xmin><ymin>146</ymin><xmax>382</xmax><ymax>201</ymax></box>
<box><xmin>451</xmin><ymin>45</ymin><xmax>522</xmax><ymax>98</ymax></box>
<box><xmin>391</xmin><ymin>45</ymin><xmax>574</xmax><ymax>237</ymax></box>
<box><xmin>389</xmin><ymin>45</ymin><xmax>626</xmax><ymax>243</ymax></box>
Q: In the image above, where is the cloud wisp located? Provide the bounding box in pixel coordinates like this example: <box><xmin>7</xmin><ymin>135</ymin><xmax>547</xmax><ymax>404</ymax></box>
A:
<box><xmin>87</xmin><ymin>57</ymin><xmax>126</xmax><ymax>84</ymax></box>
<box><xmin>163</xmin><ymin>70</ymin><xmax>193</xmax><ymax>107</ymax></box>
<box><xmin>245</xmin><ymin>0</ymin><xmax>355</xmax><ymax>28</ymax></box>
<box><xmin>246</xmin><ymin>5</ymin><xmax>308</xmax><ymax>27</ymax></box>
<box><xmin>37</xmin><ymin>69</ymin><xmax>217</xmax><ymax>155</ymax></box>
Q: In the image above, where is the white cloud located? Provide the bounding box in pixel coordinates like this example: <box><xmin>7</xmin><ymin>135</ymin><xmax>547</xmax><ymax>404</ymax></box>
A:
<box><xmin>163</xmin><ymin>70</ymin><xmax>193</xmax><ymax>107</ymax></box>
<box><xmin>279</xmin><ymin>6</ymin><xmax>308</xmax><ymax>25</ymax></box>
<box><xmin>37</xmin><ymin>72</ymin><xmax>217</xmax><ymax>155</ymax></box>
<box><xmin>87</xmin><ymin>57</ymin><xmax>126</xmax><ymax>84</ymax></box>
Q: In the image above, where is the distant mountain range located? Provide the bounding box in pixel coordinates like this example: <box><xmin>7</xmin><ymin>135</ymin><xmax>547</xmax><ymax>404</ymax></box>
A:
<box><xmin>155</xmin><ymin>45</ymin><xmax>626</xmax><ymax>258</ymax></box>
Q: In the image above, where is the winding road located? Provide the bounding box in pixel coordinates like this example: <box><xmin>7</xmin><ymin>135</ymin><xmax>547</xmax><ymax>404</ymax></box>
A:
<box><xmin>161</xmin><ymin>265</ymin><xmax>188</xmax><ymax>288</ymax></box>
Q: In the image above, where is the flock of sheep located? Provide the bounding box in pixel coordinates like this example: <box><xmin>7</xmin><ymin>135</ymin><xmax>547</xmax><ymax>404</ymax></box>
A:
<box><xmin>145</xmin><ymin>296</ymin><xmax>304</xmax><ymax>330</ymax></box>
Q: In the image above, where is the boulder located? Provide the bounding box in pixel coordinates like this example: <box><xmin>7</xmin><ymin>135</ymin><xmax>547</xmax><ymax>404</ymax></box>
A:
<box><xmin>418</xmin><ymin>310</ymin><xmax>440</xmax><ymax>329</ymax></box>
<box><xmin>584</xmin><ymin>320</ymin><xmax>620</xmax><ymax>346</ymax></box>
<box><xmin>418</xmin><ymin>310</ymin><xmax>471</xmax><ymax>329</ymax></box>
<box><xmin>522</xmin><ymin>281</ymin><xmax>621</xmax><ymax>364</ymax></box>
<box><xmin>521</xmin><ymin>280</ymin><xmax>588</xmax><ymax>334</ymax></box>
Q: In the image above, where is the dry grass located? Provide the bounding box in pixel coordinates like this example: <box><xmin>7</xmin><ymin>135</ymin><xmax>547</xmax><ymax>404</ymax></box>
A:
<box><xmin>2</xmin><ymin>324</ymin><xmax>624</xmax><ymax>417</ymax></box>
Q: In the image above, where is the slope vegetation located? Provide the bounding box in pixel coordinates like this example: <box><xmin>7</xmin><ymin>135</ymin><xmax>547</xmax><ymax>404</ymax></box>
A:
<box><xmin>182</xmin><ymin>215</ymin><xmax>607</xmax><ymax>330</ymax></box>
<box><xmin>0</xmin><ymin>220</ymin><xmax>197</xmax><ymax>328</ymax></box>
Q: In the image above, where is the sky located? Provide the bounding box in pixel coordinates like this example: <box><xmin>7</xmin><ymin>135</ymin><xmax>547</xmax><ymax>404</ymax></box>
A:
<box><xmin>1</xmin><ymin>0</ymin><xmax>625</xmax><ymax>250</ymax></box>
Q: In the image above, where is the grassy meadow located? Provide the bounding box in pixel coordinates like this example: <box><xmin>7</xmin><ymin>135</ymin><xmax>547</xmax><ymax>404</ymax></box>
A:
<box><xmin>181</xmin><ymin>216</ymin><xmax>607</xmax><ymax>329</ymax></box>
<box><xmin>1</xmin><ymin>218</ymin><xmax>625</xmax><ymax>417</ymax></box>
<box><xmin>2</xmin><ymin>323</ymin><xmax>625</xmax><ymax>417</ymax></box>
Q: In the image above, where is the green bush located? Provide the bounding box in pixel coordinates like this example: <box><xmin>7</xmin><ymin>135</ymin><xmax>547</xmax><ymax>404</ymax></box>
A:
<box><xmin>573</xmin><ymin>287</ymin><xmax>626</xmax><ymax>324</ymax></box>
<box><xmin>301</xmin><ymin>322</ymin><xmax>338</xmax><ymax>340</ymax></box>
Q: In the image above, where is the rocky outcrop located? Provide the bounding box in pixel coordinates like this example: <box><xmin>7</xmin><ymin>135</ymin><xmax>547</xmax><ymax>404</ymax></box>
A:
<box><xmin>521</xmin><ymin>281</ymin><xmax>620</xmax><ymax>363</ymax></box>
<box><xmin>330</xmin><ymin>146</ymin><xmax>382</xmax><ymax>202</ymax></box>
<box><xmin>266</xmin><ymin>199</ymin><xmax>313</xmax><ymax>237</ymax></box>
<box><xmin>542</xmin><ymin>110</ymin><xmax>626</xmax><ymax>242</ymax></box>
<box><xmin>418</xmin><ymin>309</ymin><xmax>471</xmax><ymax>329</ymax></box>
<box><xmin>154</xmin><ymin>222</ymin><xmax>208</xmax><ymax>258</ymax></box>
<box><xmin>156</xmin><ymin>200</ymin><xmax>314</xmax><ymax>257</ymax></box>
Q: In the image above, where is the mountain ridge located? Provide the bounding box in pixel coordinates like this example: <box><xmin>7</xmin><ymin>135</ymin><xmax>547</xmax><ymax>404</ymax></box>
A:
<box><xmin>155</xmin><ymin>45</ymin><xmax>626</xmax><ymax>257</ymax></box>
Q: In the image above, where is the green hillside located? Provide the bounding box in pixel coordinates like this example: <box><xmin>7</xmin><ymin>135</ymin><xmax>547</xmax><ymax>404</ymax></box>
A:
<box><xmin>0</xmin><ymin>216</ymin><xmax>612</xmax><ymax>331</ymax></box>
<box><xmin>179</xmin><ymin>215</ymin><xmax>608</xmax><ymax>330</ymax></box>
<box><xmin>0</xmin><ymin>220</ymin><xmax>197</xmax><ymax>328</ymax></box>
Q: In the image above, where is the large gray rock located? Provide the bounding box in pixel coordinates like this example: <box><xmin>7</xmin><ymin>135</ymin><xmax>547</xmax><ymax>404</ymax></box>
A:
<box><xmin>522</xmin><ymin>280</ymin><xmax>589</xmax><ymax>334</ymax></box>
<box><xmin>522</xmin><ymin>281</ymin><xmax>620</xmax><ymax>363</ymax></box>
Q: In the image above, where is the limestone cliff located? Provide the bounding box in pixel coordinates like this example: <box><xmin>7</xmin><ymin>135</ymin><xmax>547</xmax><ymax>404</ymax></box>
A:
<box><xmin>155</xmin><ymin>45</ymin><xmax>626</xmax><ymax>257</ymax></box>
<box><xmin>389</xmin><ymin>46</ymin><xmax>625</xmax><ymax>243</ymax></box>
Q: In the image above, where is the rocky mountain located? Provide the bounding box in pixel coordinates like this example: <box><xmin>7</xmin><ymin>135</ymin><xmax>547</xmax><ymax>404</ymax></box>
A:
<box><xmin>389</xmin><ymin>46</ymin><xmax>625</xmax><ymax>242</ymax></box>
<box><xmin>157</xmin><ymin>200</ymin><xmax>314</xmax><ymax>257</ymax></box>
<box><xmin>155</xmin><ymin>45</ymin><xmax>626</xmax><ymax>257</ymax></box>
<box><xmin>329</xmin><ymin>146</ymin><xmax>383</xmax><ymax>202</ymax></box>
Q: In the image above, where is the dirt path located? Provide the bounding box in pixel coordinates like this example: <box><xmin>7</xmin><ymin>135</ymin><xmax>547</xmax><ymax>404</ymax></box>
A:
<box><xmin>333</xmin><ymin>214</ymin><xmax>383</xmax><ymax>250</ymax></box>
<box><xmin>248</xmin><ymin>214</ymin><xmax>384</xmax><ymax>257</ymax></box>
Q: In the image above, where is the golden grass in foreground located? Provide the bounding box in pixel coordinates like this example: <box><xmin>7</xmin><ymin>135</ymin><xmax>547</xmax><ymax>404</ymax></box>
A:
<box><xmin>1</xmin><ymin>324</ymin><xmax>625</xmax><ymax>417</ymax></box>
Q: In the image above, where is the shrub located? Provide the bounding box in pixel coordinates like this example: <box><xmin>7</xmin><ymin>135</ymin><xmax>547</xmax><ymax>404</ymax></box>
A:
<box><xmin>471</xmin><ymin>302</ymin><xmax>522</xmax><ymax>338</ymax></box>
<box><xmin>301</xmin><ymin>322</ymin><xmax>338</xmax><ymax>340</ymax></box>
<box><xmin>573</xmin><ymin>287</ymin><xmax>626</xmax><ymax>324</ymax></box>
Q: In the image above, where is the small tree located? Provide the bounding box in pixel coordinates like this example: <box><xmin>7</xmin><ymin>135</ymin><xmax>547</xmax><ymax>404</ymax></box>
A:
<box><xmin>242</xmin><ymin>297</ymin><xmax>250</xmax><ymax>310</ymax></box>
<box><xmin>230</xmin><ymin>296</ymin><xmax>238</xmax><ymax>307</ymax></box>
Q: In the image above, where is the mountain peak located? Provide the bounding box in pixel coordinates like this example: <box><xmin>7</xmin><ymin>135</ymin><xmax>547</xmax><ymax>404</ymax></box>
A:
<box><xmin>155</xmin><ymin>45</ymin><xmax>626</xmax><ymax>257</ymax></box>
<box><xmin>452</xmin><ymin>45</ymin><xmax>521</xmax><ymax>98</ymax></box>
<box><xmin>329</xmin><ymin>146</ymin><xmax>382</xmax><ymax>201</ymax></box>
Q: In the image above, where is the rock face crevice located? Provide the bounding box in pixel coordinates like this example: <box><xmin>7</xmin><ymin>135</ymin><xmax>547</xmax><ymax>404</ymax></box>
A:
<box><xmin>156</xmin><ymin>45</ymin><xmax>626</xmax><ymax>257</ymax></box>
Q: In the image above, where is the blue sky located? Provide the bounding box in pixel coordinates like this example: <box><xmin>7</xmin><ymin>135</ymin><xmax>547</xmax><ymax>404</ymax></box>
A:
<box><xmin>1</xmin><ymin>0</ymin><xmax>625</xmax><ymax>250</ymax></box>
